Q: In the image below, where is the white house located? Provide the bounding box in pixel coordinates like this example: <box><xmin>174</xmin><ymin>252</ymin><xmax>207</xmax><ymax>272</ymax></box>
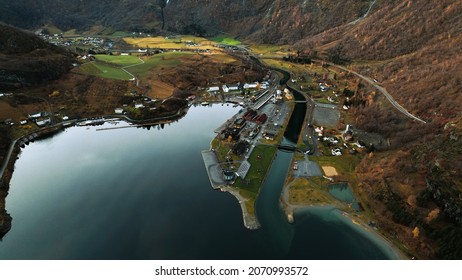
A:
<box><xmin>114</xmin><ymin>108</ymin><xmax>124</xmax><ymax>114</ymax></box>
<box><xmin>228</xmin><ymin>84</ymin><xmax>240</xmax><ymax>91</ymax></box>
<box><xmin>319</xmin><ymin>83</ymin><xmax>330</xmax><ymax>92</ymax></box>
<box><xmin>222</xmin><ymin>85</ymin><xmax>229</xmax><ymax>93</ymax></box>
<box><xmin>244</xmin><ymin>82</ymin><xmax>258</xmax><ymax>89</ymax></box>
<box><xmin>28</xmin><ymin>112</ymin><xmax>42</xmax><ymax>119</ymax></box>
<box><xmin>331</xmin><ymin>148</ymin><xmax>342</xmax><ymax>156</ymax></box>
<box><xmin>36</xmin><ymin>118</ymin><xmax>51</xmax><ymax>127</ymax></box>
<box><xmin>207</xmin><ymin>86</ymin><xmax>220</xmax><ymax>92</ymax></box>
<box><xmin>134</xmin><ymin>103</ymin><xmax>144</xmax><ymax>109</ymax></box>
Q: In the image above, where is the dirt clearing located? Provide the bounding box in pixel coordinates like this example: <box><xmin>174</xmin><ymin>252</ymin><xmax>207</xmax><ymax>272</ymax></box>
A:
<box><xmin>322</xmin><ymin>166</ymin><xmax>338</xmax><ymax>176</ymax></box>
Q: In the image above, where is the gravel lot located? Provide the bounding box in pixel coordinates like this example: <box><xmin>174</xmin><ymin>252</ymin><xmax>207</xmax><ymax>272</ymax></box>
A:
<box><xmin>313</xmin><ymin>103</ymin><xmax>340</xmax><ymax>127</ymax></box>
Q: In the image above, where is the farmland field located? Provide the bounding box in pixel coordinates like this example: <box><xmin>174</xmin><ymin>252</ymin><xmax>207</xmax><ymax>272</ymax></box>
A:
<box><xmin>123</xmin><ymin>36</ymin><xmax>219</xmax><ymax>51</ymax></box>
<box><xmin>210</xmin><ymin>36</ymin><xmax>241</xmax><ymax>45</ymax></box>
<box><xmin>95</xmin><ymin>55</ymin><xmax>142</xmax><ymax>66</ymax></box>
<box><xmin>128</xmin><ymin>52</ymin><xmax>194</xmax><ymax>78</ymax></box>
<box><xmin>73</xmin><ymin>62</ymin><xmax>132</xmax><ymax>80</ymax></box>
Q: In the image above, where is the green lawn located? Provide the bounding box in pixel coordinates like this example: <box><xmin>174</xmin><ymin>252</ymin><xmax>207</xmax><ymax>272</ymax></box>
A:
<box><xmin>210</xmin><ymin>36</ymin><xmax>241</xmax><ymax>45</ymax></box>
<box><xmin>73</xmin><ymin>62</ymin><xmax>132</xmax><ymax>80</ymax></box>
<box><xmin>128</xmin><ymin>52</ymin><xmax>192</xmax><ymax>78</ymax></box>
<box><xmin>95</xmin><ymin>55</ymin><xmax>142</xmax><ymax>67</ymax></box>
<box><xmin>312</xmin><ymin>155</ymin><xmax>362</xmax><ymax>176</ymax></box>
<box><xmin>234</xmin><ymin>144</ymin><xmax>278</xmax><ymax>199</ymax></box>
<box><xmin>74</xmin><ymin>52</ymin><xmax>197</xmax><ymax>80</ymax></box>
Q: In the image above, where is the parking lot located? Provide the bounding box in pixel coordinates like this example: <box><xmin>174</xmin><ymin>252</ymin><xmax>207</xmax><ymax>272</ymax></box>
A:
<box><xmin>313</xmin><ymin>103</ymin><xmax>340</xmax><ymax>127</ymax></box>
<box><xmin>293</xmin><ymin>157</ymin><xmax>324</xmax><ymax>178</ymax></box>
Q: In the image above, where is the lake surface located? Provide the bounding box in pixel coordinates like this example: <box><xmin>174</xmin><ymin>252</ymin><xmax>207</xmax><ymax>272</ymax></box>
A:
<box><xmin>0</xmin><ymin>105</ymin><xmax>399</xmax><ymax>259</ymax></box>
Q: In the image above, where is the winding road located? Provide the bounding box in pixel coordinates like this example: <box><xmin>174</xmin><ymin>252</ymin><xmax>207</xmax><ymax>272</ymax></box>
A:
<box><xmin>318</xmin><ymin>60</ymin><xmax>427</xmax><ymax>124</ymax></box>
<box><xmin>121</xmin><ymin>57</ymin><xmax>145</xmax><ymax>80</ymax></box>
<box><xmin>348</xmin><ymin>0</ymin><xmax>377</xmax><ymax>25</ymax></box>
<box><xmin>0</xmin><ymin>140</ymin><xmax>17</xmax><ymax>180</ymax></box>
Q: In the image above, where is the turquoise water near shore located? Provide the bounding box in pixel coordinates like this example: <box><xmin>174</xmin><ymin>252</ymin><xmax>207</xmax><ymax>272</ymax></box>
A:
<box><xmin>0</xmin><ymin>105</ymin><xmax>399</xmax><ymax>259</ymax></box>
<box><xmin>328</xmin><ymin>183</ymin><xmax>360</xmax><ymax>211</ymax></box>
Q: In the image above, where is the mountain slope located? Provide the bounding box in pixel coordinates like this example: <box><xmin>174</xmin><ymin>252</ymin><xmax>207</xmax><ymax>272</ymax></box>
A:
<box><xmin>296</xmin><ymin>0</ymin><xmax>462</xmax><ymax>259</ymax></box>
<box><xmin>0</xmin><ymin>24</ymin><xmax>74</xmax><ymax>89</ymax></box>
<box><xmin>0</xmin><ymin>0</ymin><xmax>371</xmax><ymax>38</ymax></box>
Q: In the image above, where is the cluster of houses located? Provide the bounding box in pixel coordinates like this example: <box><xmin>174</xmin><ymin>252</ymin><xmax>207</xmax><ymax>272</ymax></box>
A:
<box><xmin>28</xmin><ymin>112</ymin><xmax>52</xmax><ymax>127</ymax></box>
<box><xmin>114</xmin><ymin>96</ymin><xmax>158</xmax><ymax>115</ymax></box>
<box><xmin>39</xmin><ymin>32</ymin><xmax>108</xmax><ymax>51</ymax></box>
<box><xmin>220</xmin><ymin>117</ymin><xmax>248</xmax><ymax>142</ymax></box>
<box><xmin>316</xmin><ymin>124</ymin><xmax>362</xmax><ymax>156</ymax></box>
<box><xmin>4</xmin><ymin>111</ymin><xmax>53</xmax><ymax>127</ymax></box>
<box><xmin>207</xmin><ymin>82</ymin><xmax>264</xmax><ymax>94</ymax></box>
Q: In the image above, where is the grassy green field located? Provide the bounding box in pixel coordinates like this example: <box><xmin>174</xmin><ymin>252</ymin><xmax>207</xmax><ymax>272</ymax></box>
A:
<box><xmin>312</xmin><ymin>155</ymin><xmax>362</xmax><ymax>179</ymax></box>
<box><xmin>250</xmin><ymin>44</ymin><xmax>290</xmax><ymax>57</ymax></box>
<box><xmin>73</xmin><ymin>62</ymin><xmax>132</xmax><ymax>80</ymax></box>
<box><xmin>210</xmin><ymin>36</ymin><xmax>241</xmax><ymax>45</ymax></box>
<box><xmin>73</xmin><ymin>52</ymin><xmax>197</xmax><ymax>81</ymax></box>
<box><xmin>128</xmin><ymin>52</ymin><xmax>193</xmax><ymax>78</ymax></box>
<box><xmin>234</xmin><ymin>144</ymin><xmax>278</xmax><ymax>200</ymax></box>
<box><xmin>287</xmin><ymin>177</ymin><xmax>337</xmax><ymax>206</ymax></box>
<box><xmin>211</xmin><ymin>138</ymin><xmax>244</xmax><ymax>164</ymax></box>
<box><xmin>95</xmin><ymin>55</ymin><xmax>141</xmax><ymax>66</ymax></box>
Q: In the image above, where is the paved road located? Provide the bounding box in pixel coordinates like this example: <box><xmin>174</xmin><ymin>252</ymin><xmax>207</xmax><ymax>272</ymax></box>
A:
<box><xmin>122</xmin><ymin>57</ymin><xmax>145</xmax><ymax>80</ymax></box>
<box><xmin>317</xmin><ymin>60</ymin><xmax>427</xmax><ymax>124</ymax></box>
<box><xmin>242</xmin><ymin>47</ymin><xmax>425</xmax><ymax>124</ymax></box>
<box><xmin>0</xmin><ymin>140</ymin><xmax>17</xmax><ymax>180</ymax></box>
<box><xmin>348</xmin><ymin>0</ymin><xmax>377</xmax><ymax>25</ymax></box>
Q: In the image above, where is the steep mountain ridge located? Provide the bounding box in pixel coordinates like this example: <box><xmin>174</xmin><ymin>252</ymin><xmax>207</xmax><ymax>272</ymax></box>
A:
<box><xmin>163</xmin><ymin>0</ymin><xmax>371</xmax><ymax>43</ymax></box>
<box><xmin>0</xmin><ymin>0</ymin><xmax>371</xmax><ymax>38</ymax></box>
<box><xmin>0</xmin><ymin>0</ymin><xmax>164</xmax><ymax>31</ymax></box>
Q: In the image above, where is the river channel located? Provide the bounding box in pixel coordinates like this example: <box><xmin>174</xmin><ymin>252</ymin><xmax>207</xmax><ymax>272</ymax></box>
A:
<box><xmin>0</xmin><ymin>104</ymin><xmax>399</xmax><ymax>259</ymax></box>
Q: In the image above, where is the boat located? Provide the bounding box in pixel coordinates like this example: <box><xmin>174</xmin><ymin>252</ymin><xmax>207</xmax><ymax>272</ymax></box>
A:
<box><xmin>201</xmin><ymin>101</ymin><xmax>210</xmax><ymax>106</ymax></box>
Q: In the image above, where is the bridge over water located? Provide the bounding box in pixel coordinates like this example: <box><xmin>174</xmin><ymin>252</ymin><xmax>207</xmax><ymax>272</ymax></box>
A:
<box><xmin>277</xmin><ymin>144</ymin><xmax>298</xmax><ymax>152</ymax></box>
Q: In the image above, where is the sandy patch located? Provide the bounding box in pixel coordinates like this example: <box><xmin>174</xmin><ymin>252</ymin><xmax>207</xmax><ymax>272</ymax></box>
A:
<box><xmin>322</xmin><ymin>166</ymin><xmax>338</xmax><ymax>176</ymax></box>
<box><xmin>148</xmin><ymin>80</ymin><xmax>175</xmax><ymax>99</ymax></box>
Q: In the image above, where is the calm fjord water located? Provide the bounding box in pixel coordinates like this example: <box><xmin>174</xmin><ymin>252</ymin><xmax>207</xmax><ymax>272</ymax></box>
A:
<box><xmin>0</xmin><ymin>105</ymin><xmax>397</xmax><ymax>259</ymax></box>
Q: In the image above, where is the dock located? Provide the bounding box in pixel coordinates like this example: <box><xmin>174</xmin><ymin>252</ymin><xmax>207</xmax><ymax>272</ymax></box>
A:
<box><xmin>201</xmin><ymin>150</ymin><xmax>226</xmax><ymax>189</ymax></box>
<box><xmin>201</xmin><ymin>150</ymin><xmax>261</xmax><ymax>230</ymax></box>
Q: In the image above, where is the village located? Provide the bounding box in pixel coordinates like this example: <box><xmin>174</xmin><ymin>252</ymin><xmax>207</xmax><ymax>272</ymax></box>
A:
<box><xmin>2</xmin><ymin>29</ymin><xmax>380</xmax><ymax>235</ymax></box>
<box><xmin>198</xmin><ymin>51</ymin><xmax>388</xmax><ymax>230</ymax></box>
